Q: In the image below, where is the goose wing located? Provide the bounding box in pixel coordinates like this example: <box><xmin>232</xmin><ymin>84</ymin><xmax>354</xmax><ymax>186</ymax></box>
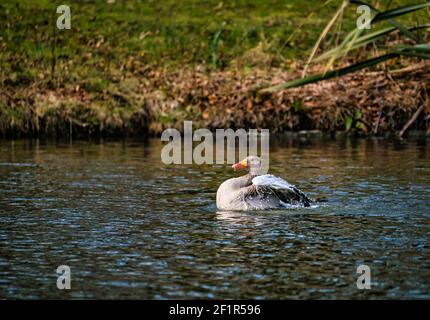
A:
<box><xmin>251</xmin><ymin>174</ymin><xmax>312</xmax><ymax>207</ymax></box>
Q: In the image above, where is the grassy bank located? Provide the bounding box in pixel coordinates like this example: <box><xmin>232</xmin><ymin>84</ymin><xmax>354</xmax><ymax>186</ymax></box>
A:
<box><xmin>0</xmin><ymin>0</ymin><xmax>429</xmax><ymax>137</ymax></box>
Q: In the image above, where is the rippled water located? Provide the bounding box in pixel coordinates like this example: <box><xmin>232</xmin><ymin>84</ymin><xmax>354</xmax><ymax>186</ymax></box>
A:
<box><xmin>0</xmin><ymin>137</ymin><xmax>429</xmax><ymax>299</ymax></box>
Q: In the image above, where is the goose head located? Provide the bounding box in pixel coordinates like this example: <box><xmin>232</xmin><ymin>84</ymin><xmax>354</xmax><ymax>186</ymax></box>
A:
<box><xmin>232</xmin><ymin>156</ymin><xmax>261</xmax><ymax>176</ymax></box>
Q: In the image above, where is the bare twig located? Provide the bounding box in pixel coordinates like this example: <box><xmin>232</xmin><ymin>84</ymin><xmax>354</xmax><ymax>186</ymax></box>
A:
<box><xmin>399</xmin><ymin>104</ymin><xmax>425</xmax><ymax>138</ymax></box>
<box><xmin>373</xmin><ymin>80</ymin><xmax>384</xmax><ymax>135</ymax></box>
<box><xmin>374</xmin><ymin>109</ymin><xmax>383</xmax><ymax>135</ymax></box>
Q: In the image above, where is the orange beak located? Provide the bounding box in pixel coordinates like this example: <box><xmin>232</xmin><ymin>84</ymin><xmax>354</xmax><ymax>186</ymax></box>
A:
<box><xmin>232</xmin><ymin>159</ymin><xmax>248</xmax><ymax>171</ymax></box>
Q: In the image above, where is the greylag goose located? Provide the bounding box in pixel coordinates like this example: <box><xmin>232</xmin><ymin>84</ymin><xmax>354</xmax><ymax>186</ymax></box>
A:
<box><xmin>216</xmin><ymin>156</ymin><xmax>312</xmax><ymax>211</ymax></box>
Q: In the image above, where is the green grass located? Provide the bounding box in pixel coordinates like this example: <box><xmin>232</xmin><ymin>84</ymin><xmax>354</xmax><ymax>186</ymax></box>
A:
<box><xmin>0</xmin><ymin>0</ymin><xmax>349</xmax><ymax>76</ymax></box>
<box><xmin>1</xmin><ymin>0</ymin><xmax>426</xmax><ymax>79</ymax></box>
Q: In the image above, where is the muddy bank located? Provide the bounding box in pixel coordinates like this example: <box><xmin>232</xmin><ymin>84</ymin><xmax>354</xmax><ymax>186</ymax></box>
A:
<box><xmin>1</xmin><ymin>62</ymin><xmax>429</xmax><ymax>138</ymax></box>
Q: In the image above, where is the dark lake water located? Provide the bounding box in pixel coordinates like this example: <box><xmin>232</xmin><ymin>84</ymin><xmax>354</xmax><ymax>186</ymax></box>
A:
<box><xmin>0</xmin><ymin>137</ymin><xmax>429</xmax><ymax>299</ymax></box>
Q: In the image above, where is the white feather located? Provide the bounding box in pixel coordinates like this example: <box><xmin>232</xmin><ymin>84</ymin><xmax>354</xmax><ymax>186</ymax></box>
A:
<box><xmin>252</xmin><ymin>174</ymin><xmax>295</xmax><ymax>191</ymax></box>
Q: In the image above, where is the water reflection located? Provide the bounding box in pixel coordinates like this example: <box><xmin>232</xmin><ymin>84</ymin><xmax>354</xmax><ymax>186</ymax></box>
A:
<box><xmin>0</xmin><ymin>137</ymin><xmax>429</xmax><ymax>299</ymax></box>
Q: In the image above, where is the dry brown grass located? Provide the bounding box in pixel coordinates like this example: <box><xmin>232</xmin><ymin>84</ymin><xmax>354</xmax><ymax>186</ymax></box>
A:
<box><xmin>1</xmin><ymin>60</ymin><xmax>429</xmax><ymax>137</ymax></box>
